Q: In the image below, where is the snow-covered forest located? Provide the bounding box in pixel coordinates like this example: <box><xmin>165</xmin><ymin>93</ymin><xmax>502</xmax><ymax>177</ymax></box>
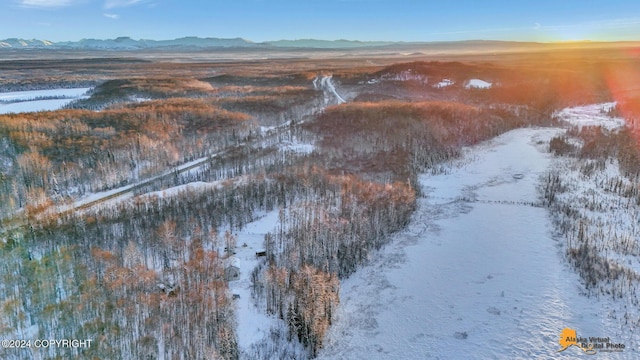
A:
<box><xmin>1</xmin><ymin>48</ymin><xmax>640</xmax><ymax>359</ymax></box>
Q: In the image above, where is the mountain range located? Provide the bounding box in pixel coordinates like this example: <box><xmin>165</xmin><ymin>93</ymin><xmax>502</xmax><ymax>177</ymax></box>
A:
<box><xmin>1</xmin><ymin>36</ymin><xmax>634</xmax><ymax>52</ymax></box>
<box><xmin>0</xmin><ymin>36</ymin><xmax>399</xmax><ymax>50</ymax></box>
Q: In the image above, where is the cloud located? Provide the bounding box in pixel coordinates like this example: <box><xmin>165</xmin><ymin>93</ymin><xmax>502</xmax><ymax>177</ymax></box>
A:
<box><xmin>103</xmin><ymin>13</ymin><xmax>119</xmax><ymax>19</ymax></box>
<box><xmin>18</xmin><ymin>0</ymin><xmax>76</xmax><ymax>7</ymax></box>
<box><xmin>104</xmin><ymin>0</ymin><xmax>144</xmax><ymax>9</ymax></box>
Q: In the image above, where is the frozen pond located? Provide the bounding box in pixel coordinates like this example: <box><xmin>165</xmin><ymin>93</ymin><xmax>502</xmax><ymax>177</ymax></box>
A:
<box><xmin>0</xmin><ymin>87</ymin><xmax>91</xmax><ymax>114</ymax></box>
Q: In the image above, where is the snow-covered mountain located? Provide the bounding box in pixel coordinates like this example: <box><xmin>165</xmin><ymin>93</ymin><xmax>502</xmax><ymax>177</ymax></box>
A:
<box><xmin>0</xmin><ymin>38</ymin><xmax>54</xmax><ymax>48</ymax></box>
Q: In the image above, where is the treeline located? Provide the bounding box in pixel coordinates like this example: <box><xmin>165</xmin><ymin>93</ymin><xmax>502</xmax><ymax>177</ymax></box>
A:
<box><xmin>68</xmin><ymin>78</ymin><xmax>216</xmax><ymax>110</ymax></box>
<box><xmin>0</xmin><ymin>79</ymin><xmax>97</xmax><ymax>93</ymax></box>
<box><xmin>562</xmin><ymin>125</ymin><xmax>640</xmax><ymax>178</ymax></box>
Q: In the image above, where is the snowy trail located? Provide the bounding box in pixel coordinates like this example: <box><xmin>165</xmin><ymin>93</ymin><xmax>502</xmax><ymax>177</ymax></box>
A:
<box><xmin>227</xmin><ymin>211</ymin><xmax>281</xmax><ymax>351</ymax></box>
<box><xmin>318</xmin><ymin>128</ymin><xmax>629</xmax><ymax>359</ymax></box>
<box><xmin>227</xmin><ymin>210</ymin><xmax>308</xmax><ymax>358</ymax></box>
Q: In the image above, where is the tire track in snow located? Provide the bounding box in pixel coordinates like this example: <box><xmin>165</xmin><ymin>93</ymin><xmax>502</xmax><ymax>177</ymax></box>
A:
<box><xmin>315</xmin><ymin>75</ymin><xmax>346</xmax><ymax>104</ymax></box>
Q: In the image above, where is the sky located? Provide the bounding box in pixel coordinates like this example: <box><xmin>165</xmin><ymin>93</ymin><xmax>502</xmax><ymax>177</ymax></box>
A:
<box><xmin>2</xmin><ymin>0</ymin><xmax>640</xmax><ymax>43</ymax></box>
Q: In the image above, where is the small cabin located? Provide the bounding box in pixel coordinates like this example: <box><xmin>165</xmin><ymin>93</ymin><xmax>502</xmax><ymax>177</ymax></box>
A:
<box><xmin>255</xmin><ymin>250</ymin><xmax>267</xmax><ymax>258</ymax></box>
<box><xmin>224</xmin><ymin>265</ymin><xmax>240</xmax><ymax>281</ymax></box>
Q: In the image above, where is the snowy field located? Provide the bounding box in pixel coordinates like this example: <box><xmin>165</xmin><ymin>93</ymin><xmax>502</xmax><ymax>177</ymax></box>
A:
<box><xmin>318</xmin><ymin>127</ymin><xmax>634</xmax><ymax>359</ymax></box>
<box><xmin>0</xmin><ymin>88</ymin><xmax>91</xmax><ymax>114</ymax></box>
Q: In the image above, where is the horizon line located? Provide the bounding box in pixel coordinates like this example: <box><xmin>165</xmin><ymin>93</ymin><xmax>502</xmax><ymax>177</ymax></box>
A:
<box><xmin>3</xmin><ymin>36</ymin><xmax>640</xmax><ymax>45</ymax></box>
